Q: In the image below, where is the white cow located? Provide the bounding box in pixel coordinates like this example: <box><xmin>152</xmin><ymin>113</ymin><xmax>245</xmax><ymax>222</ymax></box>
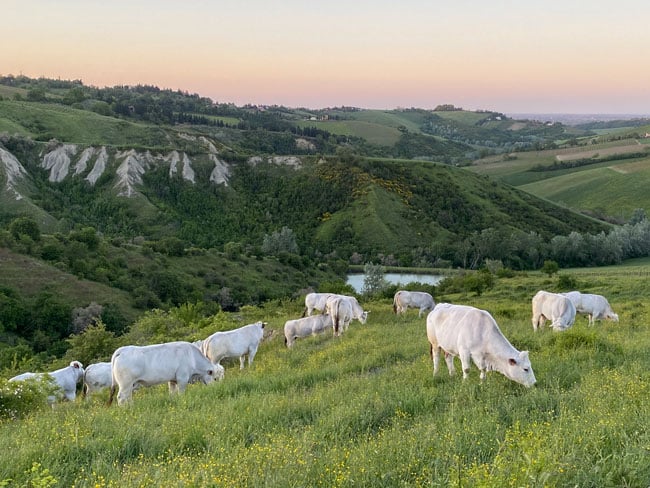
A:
<box><xmin>303</xmin><ymin>292</ymin><xmax>335</xmax><ymax>316</ymax></box>
<box><xmin>284</xmin><ymin>313</ymin><xmax>333</xmax><ymax>348</ymax></box>
<box><xmin>9</xmin><ymin>360</ymin><xmax>85</xmax><ymax>402</ymax></box>
<box><xmin>531</xmin><ymin>290</ymin><xmax>576</xmax><ymax>331</ymax></box>
<box><xmin>393</xmin><ymin>290</ymin><xmax>435</xmax><ymax>317</ymax></box>
<box><xmin>426</xmin><ymin>303</ymin><xmax>536</xmax><ymax>387</ymax></box>
<box><xmin>326</xmin><ymin>295</ymin><xmax>368</xmax><ymax>336</ymax></box>
<box><xmin>561</xmin><ymin>291</ymin><xmax>619</xmax><ymax>326</ymax></box>
<box><xmin>82</xmin><ymin>362</ymin><xmax>112</xmax><ymax>398</ymax></box>
<box><xmin>201</xmin><ymin>321</ymin><xmax>266</xmax><ymax>369</ymax></box>
<box><xmin>108</xmin><ymin>342</ymin><xmax>224</xmax><ymax>406</ymax></box>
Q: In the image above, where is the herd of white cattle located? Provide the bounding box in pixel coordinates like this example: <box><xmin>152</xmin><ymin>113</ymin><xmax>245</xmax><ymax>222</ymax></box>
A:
<box><xmin>7</xmin><ymin>289</ymin><xmax>618</xmax><ymax>404</ymax></box>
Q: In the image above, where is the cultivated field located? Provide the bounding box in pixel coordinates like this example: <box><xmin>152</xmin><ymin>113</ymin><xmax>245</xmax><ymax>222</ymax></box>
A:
<box><xmin>468</xmin><ymin>138</ymin><xmax>650</xmax><ymax>219</ymax></box>
<box><xmin>1</xmin><ymin>267</ymin><xmax>648</xmax><ymax>487</ymax></box>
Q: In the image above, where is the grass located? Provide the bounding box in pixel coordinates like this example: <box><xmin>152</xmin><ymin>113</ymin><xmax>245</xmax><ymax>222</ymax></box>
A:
<box><xmin>519</xmin><ymin>157</ymin><xmax>650</xmax><ymax>220</ymax></box>
<box><xmin>295</xmin><ymin>119</ymin><xmax>403</xmax><ymax>146</ymax></box>
<box><xmin>0</xmin><ymin>266</ymin><xmax>648</xmax><ymax>486</ymax></box>
<box><xmin>468</xmin><ymin>138</ymin><xmax>650</xmax><ymax>219</ymax></box>
<box><xmin>0</xmin><ymin>100</ymin><xmax>172</xmax><ymax>147</ymax></box>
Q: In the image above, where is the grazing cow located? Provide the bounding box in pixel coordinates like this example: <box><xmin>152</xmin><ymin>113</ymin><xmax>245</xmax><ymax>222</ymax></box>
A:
<box><xmin>561</xmin><ymin>291</ymin><xmax>619</xmax><ymax>326</ymax></box>
<box><xmin>531</xmin><ymin>290</ymin><xmax>576</xmax><ymax>331</ymax></box>
<box><xmin>393</xmin><ymin>290</ymin><xmax>435</xmax><ymax>317</ymax></box>
<box><xmin>303</xmin><ymin>292</ymin><xmax>335</xmax><ymax>316</ymax></box>
<box><xmin>284</xmin><ymin>313</ymin><xmax>333</xmax><ymax>348</ymax></box>
<box><xmin>426</xmin><ymin>303</ymin><xmax>536</xmax><ymax>387</ymax></box>
<box><xmin>10</xmin><ymin>360</ymin><xmax>85</xmax><ymax>402</ymax></box>
<box><xmin>201</xmin><ymin>321</ymin><xmax>266</xmax><ymax>369</ymax></box>
<box><xmin>108</xmin><ymin>342</ymin><xmax>224</xmax><ymax>406</ymax></box>
<box><xmin>326</xmin><ymin>295</ymin><xmax>368</xmax><ymax>336</ymax></box>
<box><xmin>82</xmin><ymin>362</ymin><xmax>112</xmax><ymax>398</ymax></box>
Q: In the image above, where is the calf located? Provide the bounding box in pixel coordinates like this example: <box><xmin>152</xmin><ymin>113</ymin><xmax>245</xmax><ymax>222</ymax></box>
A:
<box><xmin>531</xmin><ymin>290</ymin><xmax>576</xmax><ymax>331</ymax></box>
<box><xmin>326</xmin><ymin>295</ymin><xmax>368</xmax><ymax>336</ymax></box>
<box><xmin>284</xmin><ymin>313</ymin><xmax>333</xmax><ymax>348</ymax></box>
<box><xmin>426</xmin><ymin>303</ymin><xmax>536</xmax><ymax>387</ymax></box>
<box><xmin>10</xmin><ymin>360</ymin><xmax>85</xmax><ymax>402</ymax></box>
<box><xmin>201</xmin><ymin>321</ymin><xmax>266</xmax><ymax>369</ymax></box>
<box><xmin>82</xmin><ymin>362</ymin><xmax>112</xmax><ymax>398</ymax></box>
<box><xmin>393</xmin><ymin>290</ymin><xmax>435</xmax><ymax>317</ymax></box>
<box><xmin>562</xmin><ymin>291</ymin><xmax>619</xmax><ymax>326</ymax></box>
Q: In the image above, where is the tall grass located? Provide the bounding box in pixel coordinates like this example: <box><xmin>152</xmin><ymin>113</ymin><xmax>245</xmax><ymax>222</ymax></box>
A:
<box><xmin>1</xmin><ymin>270</ymin><xmax>648</xmax><ymax>486</ymax></box>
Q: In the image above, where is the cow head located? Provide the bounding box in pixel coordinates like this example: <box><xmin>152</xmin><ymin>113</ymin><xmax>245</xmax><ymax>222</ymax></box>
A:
<box><xmin>505</xmin><ymin>351</ymin><xmax>536</xmax><ymax>387</ymax></box>
<box><xmin>606</xmin><ymin>312</ymin><xmax>619</xmax><ymax>322</ymax></box>
<box><xmin>358</xmin><ymin>311</ymin><xmax>369</xmax><ymax>324</ymax></box>
<box><xmin>211</xmin><ymin>363</ymin><xmax>225</xmax><ymax>381</ymax></box>
<box><xmin>69</xmin><ymin>361</ymin><xmax>85</xmax><ymax>382</ymax></box>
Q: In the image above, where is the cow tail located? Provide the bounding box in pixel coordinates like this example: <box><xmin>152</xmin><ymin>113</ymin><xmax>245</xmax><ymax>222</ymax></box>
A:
<box><xmin>81</xmin><ymin>369</ymin><xmax>88</xmax><ymax>399</ymax></box>
<box><xmin>107</xmin><ymin>384</ymin><xmax>116</xmax><ymax>406</ymax></box>
<box><xmin>107</xmin><ymin>356</ymin><xmax>117</xmax><ymax>406</ymax></box>
<box><xmin>301</xmin><ymin>306</ymin><xmax>307</xmax><ymax>318</ymax></box>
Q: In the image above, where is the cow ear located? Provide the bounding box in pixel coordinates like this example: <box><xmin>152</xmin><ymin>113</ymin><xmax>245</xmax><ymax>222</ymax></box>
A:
<box><xmin>508</xmin><ymin>358</ymin><xmax>517</xmax><ymax>366</ymax></box>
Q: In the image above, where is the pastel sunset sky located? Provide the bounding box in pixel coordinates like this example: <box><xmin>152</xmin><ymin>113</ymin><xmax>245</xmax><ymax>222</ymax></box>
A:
<box><xmin>3</xmin><ymin>0</ymin><xmax>650</xmax><ymax>114</ymax></box>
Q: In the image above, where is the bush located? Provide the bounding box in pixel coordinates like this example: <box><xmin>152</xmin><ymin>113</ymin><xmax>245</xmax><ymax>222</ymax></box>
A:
<box><xmin>557</xmin><ymin>274</ymin><xmax>579</xmax><ymax>290</ymax></box>
<box><xmin>0</xmin><ymin>377</ymin><xmax>58</xmax><ymax>420</ymax></box>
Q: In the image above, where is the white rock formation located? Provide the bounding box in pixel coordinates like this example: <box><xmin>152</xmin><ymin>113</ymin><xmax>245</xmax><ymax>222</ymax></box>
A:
<box><xmin>85</xmin><ymin>147</ymin><xmax>108</xmax><ymax>185</ymax></box>
<box><xmin>0</xmin><ymin>146</ymin><xmax>28</xmax><ymax>200</ymax></box>
<box><xmin>209</xmin><ymin>154</ymin><xmax>229</xmax><ymax>185</ymax></box>
<box><xmin>41</xmin><ymin>144</ymin><xmax>78</xmax><ymax>182</ymax></box>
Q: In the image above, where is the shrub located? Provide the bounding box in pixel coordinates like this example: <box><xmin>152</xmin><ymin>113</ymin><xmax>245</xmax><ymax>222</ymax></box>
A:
<box><xmin>557</xmin><ymin>274</ymin><xmax>578</xmax><ymax>290</ymax></box>
<box><xmin>0</xmin><ymin>377</ymin><xmax>58</xmax><ymax>420</ymax></box>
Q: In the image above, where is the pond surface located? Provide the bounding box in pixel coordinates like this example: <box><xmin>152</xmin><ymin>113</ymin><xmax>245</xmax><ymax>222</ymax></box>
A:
<box><xmin>346</xmin><ymin>273</ymin><xmax>445</xmax><ymax>293</ymax></box>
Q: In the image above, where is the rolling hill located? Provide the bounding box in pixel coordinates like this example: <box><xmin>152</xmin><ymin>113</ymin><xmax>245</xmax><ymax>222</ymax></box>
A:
<box><xmin>469</xmin><ymin>136</ymin><xmax>650</xmax><ymax>221</ymax></box>
<box><xmin>0</xmin><ymin>75</ymin><xmax>626</xmax><ymax>361</ymax></box>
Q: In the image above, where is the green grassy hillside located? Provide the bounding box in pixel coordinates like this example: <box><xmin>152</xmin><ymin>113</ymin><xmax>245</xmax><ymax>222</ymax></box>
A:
<box><xmin>519</xmin><ymin>158</ymin><xmax>650</xmax><ymax>220</ymax></box>
<box><xmin>0</xmin><ymin>100</ymin><xmax>174</xmax><ymax>147</ymax></box>
<box><xmin>469</xmin><ymin>138</ymin><xmax>650</xmax><ymax>220</ymax></box>
<box><xmin>0</xmin><ymin>267</ymin><xmax>648</xmax><ymax>486</ymax></box>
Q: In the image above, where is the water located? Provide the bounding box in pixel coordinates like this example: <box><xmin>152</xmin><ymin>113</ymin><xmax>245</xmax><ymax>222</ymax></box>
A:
<box><xmin>346</xmin><ymin>273</ymin><xmax>445</xmax><ymax>293</ymax></box>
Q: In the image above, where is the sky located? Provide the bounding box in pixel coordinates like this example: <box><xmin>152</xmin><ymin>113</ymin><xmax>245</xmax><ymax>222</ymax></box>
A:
<box><xmin>3</xmin><ymin>0</ymin><xmax>650</xmax><ymax>114</ymax></box>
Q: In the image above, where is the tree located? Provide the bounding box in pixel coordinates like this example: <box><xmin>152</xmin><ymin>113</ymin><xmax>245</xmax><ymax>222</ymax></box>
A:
<box><xmin>629</xmin><ymin>208</ymin><xmax>647</xmax><ymax>225</ymax></box>
<box><xmin>262</xmin><ymin>227</ymin><xmax>299</xmax><ymax>256</ymax></box>
<box><xmin>362</xmin><ymin>262</ymin><xmax>388</xmax><ymax>297</ymax></box>
<box><xmin>541</xmin><ymin>260</ymin><xmax>559</xmax><ymax>277</ymax></box>
<box><xmin>65</xmin><ymin>321</ymin><xmax>118</xmax><ymax>366</ymax></box>
<box><xmin>9</xmin><ymin>217</ymin><xmax>40</xmax><ymax>242</ymax></box>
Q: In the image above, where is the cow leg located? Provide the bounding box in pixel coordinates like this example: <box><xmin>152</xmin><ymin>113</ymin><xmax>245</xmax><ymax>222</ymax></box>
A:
<box><xmin>430</xmin><ymin>344</ymin><xmax>441</xmax><ymax>376</ymax></box>
<box><xmin>248</xmin><ymin>346</ymin><xmax>258</xmax><ymax>367</ymax></box>
<box><xmin>444</xmin><ymin>352</ymin><xmax>456</xmax><ymax>376</ymax></box>
<box><xmin>117</xmin><ymin>385</ymin><xmax>133</xmax><ymax>405</ymax></box>
<box><xmin>459</xmin><ymin>350</ymin><xmax>472</xmax><ymax>379</ymax></box>
<box><xmin>168</xmin><ymin>380</ymin><xmax>178</xmax><ymax>394</ymax></box>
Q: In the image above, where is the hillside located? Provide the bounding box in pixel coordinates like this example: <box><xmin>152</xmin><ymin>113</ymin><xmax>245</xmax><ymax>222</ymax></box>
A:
<box><xmin>0</xmin><ymin>75</ymin><xmax>631</xmax><ymax>363</ymax></box>
<box><xmin>0</xmin><ymin>268</ymin><xmax>649</xmax><ymax>486</ymax></box>
<box><xmin>469</xmin><ymin>136</ymin><xmax>650</xmax><ymax>222</ymax></box>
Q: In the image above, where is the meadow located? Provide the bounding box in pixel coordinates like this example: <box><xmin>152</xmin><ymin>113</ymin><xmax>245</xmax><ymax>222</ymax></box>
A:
<box><xmin>1</xmin><ymin>267</ymin><xmax>649</xmax><ymax>487</ymax></box>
